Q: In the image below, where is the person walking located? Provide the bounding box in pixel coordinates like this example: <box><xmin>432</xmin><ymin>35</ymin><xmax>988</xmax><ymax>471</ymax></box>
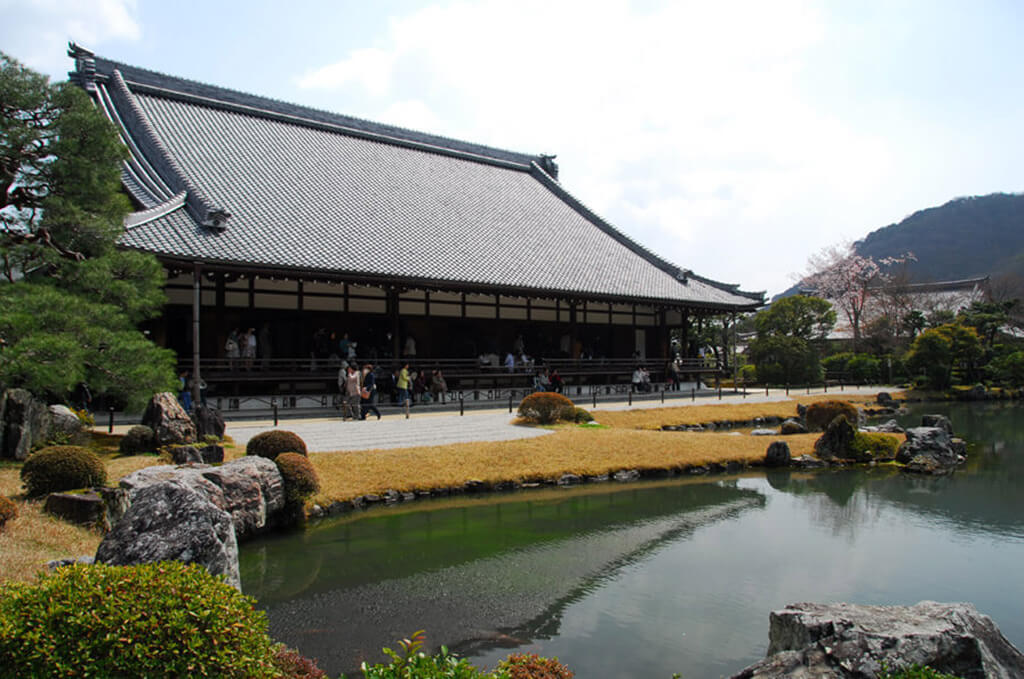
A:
<box><xmin>360</xmin><ymin>363</ymin><xmax>382</xmax><ymax>420</ymax></box>
<box><xmin>396</xmin><ymin>362</ymin><xmax>412</xmax><ymax>409</ymax></box>
<box><xmin>342</xmin><ymin>364</ymin><xmax>361</xmax><ymax>420</ymax></box>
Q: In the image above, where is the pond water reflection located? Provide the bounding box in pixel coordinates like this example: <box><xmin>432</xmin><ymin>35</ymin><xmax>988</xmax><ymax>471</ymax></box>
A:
<box><xmin>240</xmin><ymin>402</ymin><xmax>1024</xmax><ymax>678</ymax></box>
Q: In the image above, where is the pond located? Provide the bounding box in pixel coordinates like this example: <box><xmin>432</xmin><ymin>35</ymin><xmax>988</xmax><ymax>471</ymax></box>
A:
<box><xmin>239</xmin><ymin>402</ymin><xmax>1024</xmax><ymax>678</ymax></box>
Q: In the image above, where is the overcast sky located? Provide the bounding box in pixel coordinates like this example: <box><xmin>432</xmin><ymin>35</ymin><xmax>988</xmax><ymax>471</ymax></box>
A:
<box><xmin>3</xmin><ymin>0</ymin><xmax>1022</xmax><ymax>297</ymax></box>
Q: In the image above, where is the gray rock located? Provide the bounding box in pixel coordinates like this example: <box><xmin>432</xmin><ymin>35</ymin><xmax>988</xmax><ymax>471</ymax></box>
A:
<box><xmin>792</xmin><ymin>454</ymin><xmax>826</xmax><ymax>469</ymax></box>
<box><xmin>118</xmin><ymin>457</ymin><xmax>286</xmax><ymax>541</ymax></box>
<box><xmin>0</xmin><ymin>388</ymin><xmax>51</xmax><ymax>460</ymax></box>
<box><xmin>967</xmin><ymin>383</ymin><xmax>988</xmax><ymax>401</ymax></box>
<box><xmin>48</xmin><ymin>405</ymin><xmax>83</xmax><ymax>439</ymax></box>
<box><xmin>199</xmin><ymin>444</ymin><xmax>224</xmax><ymax>464</ymax></box>
<box><xmin>141</xmin><ymin>392</ymin><xmax>197</xmax><ymax>446</ymax></box>
<box><xmin>558</xmin><ymin>473</ymin><xmax>583</xmax><ymax>485</ymax></box>
<box><xmin>780</xmin><ymin>418</ymin><xmax>808</xmax><ymax>435</ymax></box>
<box><xmin>897</xmin><ymin>426</ymin><xmax>964</xmax><ymax>472</ymax></box>
<box><xmin>168</xmin><ymin>445</ymin><xmax>203</xmax><ymax>464</ymax></box>
<box><xmin>813</xmin><ymin>416</ymin><xmax>857</xmax><ymax>461</ymax></box>
<box><xmin>613</xmin><ymin>469</ymin><xmax>640</xmax><ymax>482</ymax></box>
<box><xmin>43</xmin><ymin>487</ymin><xmax>128</xmax><ymax>531</ymax></box>
<box><xmin>764</xmin><ymin>441</ymin><xmax>791</xmax><ymax>468</ymax></box>
<box><xmin>730</xmin><ymin>600</ymin><xmax>1024</xmax><ymax>678</ymax></box>
<box><xmin>921</xmin><ymin>414</ymin><xmax>954</xmax><ymax>435</ymax></box>
<box><xmin>46</xmin><ymin>555</ymin><xmax>95</xmax><ymax>570</ymax></box>
<box><xmin>751</xmin><ymin>428</ymin><xmax>777</xmax><ymax>436</ymax></box>
<box><xmin>191</xmin><ymin>405</ymin><xmax>225</xmax><ymax>440</ymax></box>
<box><xmin>96</xmin><ymin>482</ymin><xmax>240</xmax><ymax>589</ymax></box>
<box><xmin>874</xmin><ymin>419</ymin><xmax>904</xmax><ymax>434</ymax></box>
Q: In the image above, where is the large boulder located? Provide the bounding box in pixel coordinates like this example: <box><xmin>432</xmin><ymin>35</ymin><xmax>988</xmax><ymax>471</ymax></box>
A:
<box><xmin>119</xmin><ymin>456</ymin><xmax>286</xmax><ymax>541</ymax></box>
<box><xmin>141</xmin><ymin>392</ymin><xmax>196</xmax><ymax>446</ymax></box>
<box><xmin>921</xmin><ymin>414</ymin><xmax>954</xmax><ymax>435</ymax></box>
<box><xmin>861</xmin><ymin>419</ymin><xmax>904</xmax><ymax>434</ymax></box>
<box><xmin>0</xmin><ymin>388</ymin><xmax>51</xmax><ymax>460</ymax></box>
<box><xmin>896</xmin><ymin>426</ymin><xmax>965</xmax><ymax>473</ymax></box>
<box><xmin>780</xmin><ymin>418</ymin><xmax>808</xmax><ymax>435</ymax></box>
<box><xmin>764</xmin><ymin>441</ymin><xmax>791</xmax><ymax>468</ymax></box>
<box><xmin>48</xmin><ymin>405</ymin><xmax>84</xmax><ymax>440</ymax></box>
<box><xmin>813</xmin><ymin>415</ymin><xmax>857</xmax><ymax>461</ymax></box>
<box><xmin>43</xmin><ymin>486</ymin><xmax>129</xmax><ymax>532</ymax></box>
<box><xmin>95</xmin><ymin>482</ymin><xmax>240</xmax><ymax>589</ymax></box>
<box><xmin>191</xmin><ymin>405</ymin><xmax>225</xmax><ymax>440</ymax></box>
<box><xmin>730</xmin><ymin>601</ymin><xmax>1024</xmax><ymax>678</ymax></box>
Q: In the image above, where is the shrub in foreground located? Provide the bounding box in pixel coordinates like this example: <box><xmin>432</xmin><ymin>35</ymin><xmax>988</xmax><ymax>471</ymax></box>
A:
<box><xmin>573</xmin><ymin>407</ymin><xmax>594</xmax><ymax>424</ymax></box>
<box><xmin>20</xmin><ymin>445</ymin><xmax>107</xmax><ymax>497</ymax></box>
<box><xmin>518</xmin><ymin>392</ymin><xmax>576</xmax><ymax>425</ymax></box>
<box><xmin>0</xmin><ymin>496</ymin><xmax>17</xmax><ymax>532</ymax></box>
<box><xmin>275</xmin><ymin>452</ymin><xmax>321</xmax><ymax>505</ymax></box>
<box><xmin>272</xmin><ymin>644</ymin><xmax>329</xmax><ymax>678</ymax></box>
<box><xmin>0</xmin><ymin>562</ymin><xmax>280</xmax><ymax>678</ymax></box>
<box><xmin>804</xmin><ymin>400</ymin><xmax>858</xmax><ymax>432</ymax></box>
<box><xmin>119</xmin><ymin>424</ymin><xmax>157</xmax><ymax>454</ymax></box>
<box><xmin>247</xmin><ymin>429</ymin><xmax>308</xmax><ymax>458</ymax></box>
<box><xmin>497</xmin><ymin>653</ymin><xmax>574</xmax><ymax>678</ymax></box>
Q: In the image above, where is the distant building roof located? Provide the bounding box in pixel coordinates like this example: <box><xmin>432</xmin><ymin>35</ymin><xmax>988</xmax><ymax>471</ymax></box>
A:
<box><xmin>68</xmin><ymin>44</ymin><xmax>763</xmax><ymax>310</ymax></box>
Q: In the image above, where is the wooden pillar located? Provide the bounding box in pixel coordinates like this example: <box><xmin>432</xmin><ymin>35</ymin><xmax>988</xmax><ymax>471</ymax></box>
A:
<box><xmin>191</xmin><ymin>262</ymin><xmax>202</xmax><ymax>406</ymax></box>
<box><xmin>569</xmin><ymin>301</ymin><xmax>579</xmax><ymax>358</ymax></box>
<box><xmin>388</xmin><ymin>287</ymin><xmax>400</xmax><ymax>358</ymax></box>
<box><xmin>681</xmin><ymin>310</ymin><xmax>691</xmax><ymax>359</ymax></box>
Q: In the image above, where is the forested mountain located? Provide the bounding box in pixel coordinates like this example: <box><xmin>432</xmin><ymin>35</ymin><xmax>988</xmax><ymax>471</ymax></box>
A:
<box><xmin>855</xmin><ymin>192</ymin><xmax>1024</xmax><ymax>282</ymax></box>
<box><xmin>776</xmin><ymin>192</ymin><xmax>1024</xmax><ymax>301</ymax></box>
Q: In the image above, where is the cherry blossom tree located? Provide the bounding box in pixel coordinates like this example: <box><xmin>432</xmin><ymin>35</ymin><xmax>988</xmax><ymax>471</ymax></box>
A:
<box><xmin>801</xmin><ymin>242</ymin><xmax>914</xmax><ymax>350</ymax></box>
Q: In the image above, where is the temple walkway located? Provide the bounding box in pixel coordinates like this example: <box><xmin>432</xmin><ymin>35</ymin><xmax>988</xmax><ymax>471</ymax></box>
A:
<box><xmin>225</xmin><ymin>386</ymin><xmax>886</xmax><ymax>453</ymax></box>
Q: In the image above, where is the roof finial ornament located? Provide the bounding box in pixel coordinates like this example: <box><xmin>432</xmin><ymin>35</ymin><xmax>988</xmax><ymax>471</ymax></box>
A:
<box><xmin>203</xmin><ymin>208</ymin><xmax>231</xmax><ymax>231</ymax></box>
<box><xmin>67</xmin><ymin>42</ymin><xmax>97</xmax><ymax>92</ymax></box>
<box><xmin>538</xmin><ymin>154</ymin><xmax>559</xmax><ymax>180</ymax></box>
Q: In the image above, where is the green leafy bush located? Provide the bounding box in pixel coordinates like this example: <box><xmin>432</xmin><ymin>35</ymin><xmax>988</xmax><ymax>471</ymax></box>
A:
<box><xmin>738</xmin><ymin>363</ymin><xmax>758</xmax><ymax>383</ymax></box>
<box><xmin>247</xmin><ymin>429</ymin><xmax>308</xmax><ymax>458</ymax></box>
<box><xmin>573</xmin><ymin>407</ymin><xmax>594</xmax><ymax>424</ymax></box>
<box><xmin>0</xmin><ymin>496</ymin><xmax>17</xmax><ymax>532</ymax></box>
<box><xmin>879</xmin><ymin>664</ymin><xmax>962</xmax><ymax>679</ymax></box>
<box><xmin>518</xmin><ymin>392</ymin><xmax>576</xmax><ymax>425</ymax></box>
<box><xmin>20</xmin><ymin>445</ymin><xmax>107</xmax><ymax>497</ymax></box>
<box><xmin>850</xmin><ymin>431</ymin><xmax>900</xmax><ymax>462</ymax></box>
<box><xmin>119</xmin><ymin>424</ymin><xmax>156</xmax><ymax>454</ymax></box>
<box><xmin>355</xmin><ymin>630</ymin><xmax>489</xmax><ymax>678</ymax></box>
<box><xmin>497</xmin><ymin>653</ymin><xmax>574</xmax><ymax>678</ymax></box>
<box><xmin>271</xmin><ymin>644</ymin><xmax>328</xmax><ymax>678</ymax></box>
<box><xmin>804</xmin><ymin>400</ymin><xmax>858</xmax><ymax>432</ymax></box>
<box><xmin>275</xmin><ymin>452</ymin><xmax>321</xmax><ymax>505</ymax></box>
<box><xmin>0</xmin><ymin>562</ymin><xmax>280</xmax><ymax>677</ymax></box>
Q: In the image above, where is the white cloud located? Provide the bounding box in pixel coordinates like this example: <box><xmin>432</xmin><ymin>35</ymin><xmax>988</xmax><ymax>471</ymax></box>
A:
<box><xmin>0</xmin><ymin>0</ymin><xmax>141</xmax><ymax>79</ymax></box>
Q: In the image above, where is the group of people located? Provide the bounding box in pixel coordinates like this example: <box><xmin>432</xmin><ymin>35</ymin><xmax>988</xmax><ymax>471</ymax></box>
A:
<box><xmin>224</xmin><ymin>325</ymin><xmax>272</xmax><ymax>371</ymax></box>
<box><xmin>631</xmin><ymin>366</ymin><xmax>653</xmax><ymax>393</ymax></box>
<box><xmin>337</xmin><ymin>362</ymin><xmax>450</xmax><ymax>418</ymax></box>
<box><xmin>531</xmin><ymin>366</ymin><xmax>564</xmax><ymax>393</ymax></box>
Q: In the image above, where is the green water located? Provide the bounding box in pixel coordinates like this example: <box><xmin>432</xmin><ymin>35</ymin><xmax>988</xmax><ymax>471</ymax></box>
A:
<box><xmin>239</xmin><ymin>401</ymin><xmax>1024</xmax><ymax>677</ymax></box>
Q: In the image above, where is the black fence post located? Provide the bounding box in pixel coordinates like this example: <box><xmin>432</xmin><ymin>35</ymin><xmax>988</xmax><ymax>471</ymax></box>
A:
<box><xmin>824</xmin><ymin>381</ymin><xmax>828</xmax><ymax>393</ymax></box>
<box><xmin>460</xmin><ymin>395</ymin><xmax>464</xmax><ymax>416</ymax></box>
<box><xmin>273</xmin><ymin>404</ymin><xmax>279</xmax><ymax>427</ymax></box>
<box><xmin>628</xmin><ymin>390</ymin><xmax>632</xmax><ymax>406</ymax></box>
<box><xmin>593</xmin><ymin>390</ymin><xmax>597</xmax><ymax>409</ymax></box>
<box><xmin>692</xmin><ymin>386</ymin><xmax>696</xmax><ymax>402</ymax></box>
<box><xmin>786</xmin><ymin>382</ymin><xmax>790</xmax><ymax>396</ymax></box>
<box><xmin>108</xmin><ymin>407</ymin><xmax>114</xmax><ymax>434</ymax></box>
<box><xmin>509</xmin><ymin>393</ymin><xmax>513</xmax><ymax>414</ymax></box>
<box><xmin>661</xmin><ymin>387</ymin><xmax>665</xmax><ymax>404</ymax></box>
<box><xmin>718</xmin><ymin>385</ymin><xmax>722</xmax><ymax>400</ymax></box>
<box><xmin>765</xmin><ymin>385</ymin><xmax>769</xmax><ymax>397</ymax></box>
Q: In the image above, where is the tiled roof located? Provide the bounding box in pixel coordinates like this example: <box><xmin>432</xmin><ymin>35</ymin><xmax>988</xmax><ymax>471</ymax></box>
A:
<box><xmin>70</xmin><ymin>45</ymin><xmax>763</xmax><ymax>310</ymax></box>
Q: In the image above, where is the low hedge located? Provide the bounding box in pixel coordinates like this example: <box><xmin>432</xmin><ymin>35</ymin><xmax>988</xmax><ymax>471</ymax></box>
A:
<box><xmin>275</xmin><ymin>452</ymin><xmax>321</xmax><ymax>505</ymax></box>
<box><xmin>246</xmin><ymin>430</ymin><xmax>308</xmax><ymax>459</ymax></box>
<box><xmin>0</xmin><ymin>562</ymin><xmax>281</xmax><ymax>678</ymax></box>
<box><xmin>518</xmin><ymin>392</ymin><xmax>576</xmax><ymax>425</ymax></box>
<box><xmin>805</xmin><ymin>400</ymin><xmax>858</xmax><ymax>432</ymax></box>
<box><xmin>0</xmin><ymin>496</ymin><xmax>17</xmax><ymax>532</ymax></box>
<box><xmin>20</xmin><ymin>446</ymin><xmax>107</xmax><ymax>498</ymax></box>
<box><xmin>119</xmin><ymin>424</ymin><xmax>157</xmax><ymax>455</ymax></box>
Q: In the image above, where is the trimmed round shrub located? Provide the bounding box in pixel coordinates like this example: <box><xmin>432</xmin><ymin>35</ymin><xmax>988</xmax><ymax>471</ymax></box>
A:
<box><xmin>0</xmin><ymin>496</ymin><xmax>17</xmax><ymax>532</ymax></box>
<box><xmin>119</xmin><ymin>424</ymin><xmax>157</xmax><ymax>454</ymax></box>
<box><xmin>275</xmin><ymin>452</ymin><xmax>321</xmax><ymax>505</ymax></box>
<box><xmin>246</xmin><ymin>430</ymin><xmax>308</xmax><ymax>458</ymax></box>
<box><xmin>573</xmin><ymin>407</ymin><xmax>594</xmax><ymax>423</ymax></box>
<box><xmin>851</xmin><ymin>431</ymin><xmax>900</xmax><ymax>462</ymax></box>
<box><xmin>0</xmin><ymin>562</ymin><xmax>280</xmax><ymax>678</ymax></box>
<box><xmin>20</xmin><ymin>446</ymin><xmax>107</xmax><ymax>498</ymax></box>
<box><xmin>271</xmin><ymin>645</ymin><xmax>328</xmax><ymax>678</ymax></box>
<box><xmin>804</xmin><ymin>400</ymin><xmax>859</xmax><ymax>432</ymax></box>
<box><xmin>518</xmin><ymin>392</ymin><xmax>576</xmax><ymax>424</ymax></box>
<box><xmin>498</xmin><ymin>653</ymin><xmax>575</xmax><ymax>679</ymax></box>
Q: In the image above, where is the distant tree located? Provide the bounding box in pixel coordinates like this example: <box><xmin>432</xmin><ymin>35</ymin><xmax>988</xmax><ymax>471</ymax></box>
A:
<box><xmin>747</xmin><ymin>295</ymin><xmax>835</xmax><ymax>385</ymax></box>
<box><xmin>905</xmin><ymin>323</ymin><xmax>983</xmax><ymax>389</ymax></box>
<box><xmin>0</xmin><ymin>53</ymin><xmax>175</xmax><ymax>410</ymax></box>
<box><xmin>802</xmin><ymin>242</ymin><xmax>914</xmax><ymax>350</ymax></box>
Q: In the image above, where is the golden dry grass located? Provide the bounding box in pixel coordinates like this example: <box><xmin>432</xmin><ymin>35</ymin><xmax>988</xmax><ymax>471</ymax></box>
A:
<box><xmin>0</xmin><ymin>500</ymin><xmax>104</xmax><ymax>584</ymax></box>
<box><xmin>594</xmin><ymin>393</ymin><xmax>873</xmax><ymax>430</ymax></box>
<box><xmin>309</xmin><ymin>427</ymin><xmax>824</xmax><ymax>503</ymax></box>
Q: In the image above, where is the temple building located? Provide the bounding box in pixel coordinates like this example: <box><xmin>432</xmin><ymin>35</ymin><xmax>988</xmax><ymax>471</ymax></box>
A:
<box><xmin>67</xmin><ymin>44</ymin><xmax>763</xmax><ymax>394</ymax></box>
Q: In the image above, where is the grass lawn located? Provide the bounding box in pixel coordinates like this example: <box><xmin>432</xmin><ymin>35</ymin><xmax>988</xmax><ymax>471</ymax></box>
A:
<box><xmin>0</xmin><ymin>394</ymin><xmax>885</xmax><ymax>584</ymax></box>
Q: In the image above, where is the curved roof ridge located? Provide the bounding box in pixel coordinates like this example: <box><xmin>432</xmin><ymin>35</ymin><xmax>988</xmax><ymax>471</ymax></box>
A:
<box><xmin>88</xmin><ymin>54</ymin><xmax>542</xmax><ymax>169</ymax></box>
<box><xmin>529</xmin><ymin>162</ymin><xmax>764</xmax><ymax>304</ymax></box>
<box><xmin>107</xmin><ymin>70</ymin><xmax>228</xmax><ymax>229</ymax></box>
<box><xmin>125</xmin><ymin>191</ymin><xmax>187</xmax><ymax>229</ymax></box>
